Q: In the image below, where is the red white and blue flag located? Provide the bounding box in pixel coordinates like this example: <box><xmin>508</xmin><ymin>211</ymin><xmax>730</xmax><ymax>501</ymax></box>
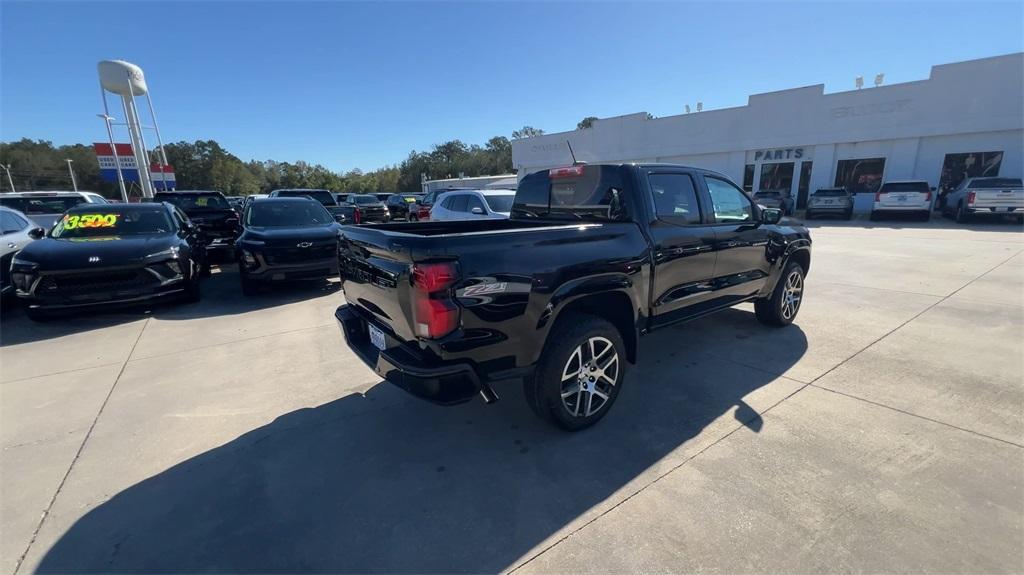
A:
<box><xmin>93</xmin><ymin>143</ymin><xmax>175</xmax><ymax>190</ymax></box>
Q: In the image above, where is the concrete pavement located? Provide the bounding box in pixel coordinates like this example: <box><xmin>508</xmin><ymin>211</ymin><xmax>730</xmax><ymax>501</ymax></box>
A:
<box><xmin>1</xmin><ymin>219</ymin><xmax>1021</xmax><ymax>573</ymax></box>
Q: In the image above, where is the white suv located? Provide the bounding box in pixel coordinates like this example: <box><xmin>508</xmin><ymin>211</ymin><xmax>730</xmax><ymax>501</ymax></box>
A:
<box><xmin>870</xmin><ymin>180</ymin><xmax>934</xmax><ymax>221</ymax></box>
<box><xmin>428</xmin><ymin>189</ymin><xmax>516</xmax><ymax>221</ymax></box>
<box><xmin>0</xmin><ymin>191</ymin><xmax>109</xmax><ymax>229</ymax></box>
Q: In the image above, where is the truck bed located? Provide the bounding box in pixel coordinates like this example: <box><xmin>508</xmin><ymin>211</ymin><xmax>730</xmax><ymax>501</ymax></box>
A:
<box><xmin>349</xmin><ymin>218</ymin><xmax>577</xmax><ymax>237</ymax></box>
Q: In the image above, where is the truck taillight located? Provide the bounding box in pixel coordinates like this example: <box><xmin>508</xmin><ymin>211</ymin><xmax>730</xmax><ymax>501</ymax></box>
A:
<box><xmin>875</xmin><ymin>191</ymin><xmax>881</xmax><ymax>202</ymax></box>
<box><xmin>549</xmin><ymin>165</ymin><xmax>585</xmax><ymax>179</ymax></box>
<box><xmin>411</xmin><ymin>262</ymin><xmax>459</xmax><ymax>338</ymax></box>
<box><xmin>354</xmin><ymin>208</ymin><xmax>362</xmax><ymax>224</ymax></box>
<box><xmin>924</xmin><ymin>191</ymin><xmax>932</xmax><ymax>202</ymax></box>
<box><xmin>967</xmin><ymin>191</ymin><xmax>976</xmax><ymax>205</ymax></box>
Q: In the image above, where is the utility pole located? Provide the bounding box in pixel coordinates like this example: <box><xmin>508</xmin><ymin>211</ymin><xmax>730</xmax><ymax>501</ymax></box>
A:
<box><xmin>1</xmin><ymin>164</ymin><xmax>14</xmax><ymax>193</ymax></box>
<box><xmin>66</xmin><ymin>159</ymin><xmax>78</xmax><ymax>192</ymax></box>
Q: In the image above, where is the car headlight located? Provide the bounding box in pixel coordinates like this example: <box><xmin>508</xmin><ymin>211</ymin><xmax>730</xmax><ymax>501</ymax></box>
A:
<box><xmin>146</xmin><ymin>247</ymin><xmax>180</xmax><ymax>260</ymax></box>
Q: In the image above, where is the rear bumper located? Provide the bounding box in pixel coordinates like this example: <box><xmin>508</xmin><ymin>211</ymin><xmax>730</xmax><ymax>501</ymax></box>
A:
<box><xmin>965</xmin><ymin>206</ymin><xmax>1022</xmax><ymax>216</ymax></box>
<box><xmin>872</xmin><ymin>205</ymin><xmax>930</xmax><ymax>212</ymax></box>
<box><xmin>335</xmin><ymin>304</ymin><xmax>491</xmax><ymax>405</ymax></box>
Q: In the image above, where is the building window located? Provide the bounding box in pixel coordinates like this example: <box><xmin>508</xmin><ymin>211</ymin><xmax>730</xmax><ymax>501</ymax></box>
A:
<box><xmin>742</xmin><ymin>164</ymin><xmax>754</xmax><ymax>192</ymax></box>
<box><xmin>835</xmin><ymin>158</ymin><xmax>885</xmax><ymax>194</ymax></box>
<box><xmin>759</xmin><ymin>162</ymin><xmax>794</xmax><ymax>194</ymax></box>
<box><xmin>797</xmin><ymin>162</ymin><xmax>813</xmax><ymax>209</ymax></box>
<box><xmin>939</xmin><ymin>151</ymin><xmax>1003</xmax><ymax>194</ymax></box>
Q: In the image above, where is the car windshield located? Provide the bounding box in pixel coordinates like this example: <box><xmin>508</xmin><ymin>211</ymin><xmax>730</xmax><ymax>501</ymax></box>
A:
<box><xmin>814</xmin><ymin>189</ymin><xmax>847</xmax><ymax>197</ymax></box>
<box><xmin>0</xmin><ymin>196</ymin><xmax>87</xmax><ymax>214</ymax></box>
<box><xmin>484</xmin><ymin>194</ymin><xmax>515</xmax><ymax>213</ymax></box>
<box><xmin>246</xmin><ymin>201</ymin><xmax>334</xmax><ymax>227</ymax></box>
<box><xmin>275</xmin><ymin>190</ymin><xmax>336</xmax><ymax>206</ymax></box>
<box><xmin>970</xmin><ymin>178</ymin><xmax>1022</xmax><ymax>188</ymax></box>
<box><xmin>880</xmin><ymin>182</ymin><xmax>929</xmax><ymax>193</ymax></box>
<box><xmin>349</xmin><ymin>195</ymin><xmax>378</xmax><ymax>205</ymax></box>
<box><xmin>157</xmin><ymin>193</ymin><xmax>231</xmax><ymax>210</ymax></box>
<box><xmin>513</xmin><ymin>165</ymin><xmax>630</xmax><ymax>221</ymax></box>
<box><xmin>50</xmin><ymin>208</ymin><xmax>173</xmax><ymax>238</ymax></box>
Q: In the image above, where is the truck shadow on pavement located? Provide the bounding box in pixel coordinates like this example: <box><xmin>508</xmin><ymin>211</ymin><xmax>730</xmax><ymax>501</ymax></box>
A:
<box><xmin>0</xmin><ymin>265</ymin><xmax>341</xmax><ymax>347</ymax></box>
<box><xmin>36</xmin><ymin>311</ymin><xmax>806</xmax><ymax>573</ymax></box>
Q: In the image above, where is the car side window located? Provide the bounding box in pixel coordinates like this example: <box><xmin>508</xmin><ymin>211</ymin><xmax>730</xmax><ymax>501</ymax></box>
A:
<box><xmin>649</xmin><ymin>173</ymin><xmax>701</xmax><ymax>224</ymax></box>
<box><xmin>466</xmin><ymin>195</ymin><xmax>485</xmax><ymax>213</ymax></box>
<box><xmin>705</xmin><ymin>176</ymin><xmax>754</xmax><ymax>223</ymax></box>
<box><xmin>1</xmin><ymin>212</ymin><xmax>26</xmax><ymax>234</ymax></box>
<box><xmin>448</xmin><ymin>194</ymin><xmax>469</xmax><ymax>212</ymax></box>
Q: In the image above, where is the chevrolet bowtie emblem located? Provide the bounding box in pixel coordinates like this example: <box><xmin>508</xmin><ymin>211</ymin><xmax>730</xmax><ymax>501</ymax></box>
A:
<box><xmin>297</xmin><ymin>242</ymin><xmax>313</xmax><ymax>248</ymax></box>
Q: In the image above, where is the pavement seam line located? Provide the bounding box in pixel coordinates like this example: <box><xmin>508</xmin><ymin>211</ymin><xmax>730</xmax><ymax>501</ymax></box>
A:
<box><xmin>510</xmin><ymin>248</ymin><xmax>1022</xmax><ymax>573</ymax></box>
<box><xmin>808</xmin><ymin>383</ymin><xmax>1023</xmax><ymax>448</ymax></box>
<box><xmin>508</xmin><ymin>381</ymin><xmax>813</xmax><ymax>574</ymax></box>
<box><xmin>805</xmin><ymin>247</ymin><xmax>1024</xmax><ymax>390</ymax></box>
<box><xmin>0</xmin><ymin>361</ymin><xmax>125</xmax><ymax>386</ymax></box>
<box><xmin>12</xmin><ymin>317</ymin><xmax>151</xmax><ymax>575</ymax></box>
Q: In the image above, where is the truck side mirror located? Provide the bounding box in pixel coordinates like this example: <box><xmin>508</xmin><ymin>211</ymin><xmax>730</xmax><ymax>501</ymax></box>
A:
<box><xmin>761</xmin><ymin>208</ymin><xmax>783</xmax><ymax>225</ymax></box>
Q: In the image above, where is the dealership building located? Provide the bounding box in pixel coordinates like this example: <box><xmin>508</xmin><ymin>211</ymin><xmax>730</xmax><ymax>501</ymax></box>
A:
<box><xmin>511</xmin><ymin>53</ymin><xmax>1023</xmax><ymax>213</ymax></box>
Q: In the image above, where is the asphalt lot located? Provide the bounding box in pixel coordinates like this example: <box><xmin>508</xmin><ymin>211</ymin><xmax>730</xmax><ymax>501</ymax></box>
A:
<box><xmin>1</xmin><ymin>218</ymin><xmax>1022</xmax><ymax>574</ymax></box>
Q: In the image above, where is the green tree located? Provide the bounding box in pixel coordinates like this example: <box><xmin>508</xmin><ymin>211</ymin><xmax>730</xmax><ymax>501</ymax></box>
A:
<box><xmin>511</xmin><ymin>126</ymin><xmax>544</xmax><ymax>139</ymax></box>
<box><xmin>577</xmin><ymin>116</ymin><xmax>598</xmax><ymax>130</ymax></box>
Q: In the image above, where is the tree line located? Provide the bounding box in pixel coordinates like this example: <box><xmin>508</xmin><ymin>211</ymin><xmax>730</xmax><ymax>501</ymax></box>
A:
<box><xmin>0</xmin><ymin>126</ymin><xmax>545</xmax><ymax>198</ymax></box>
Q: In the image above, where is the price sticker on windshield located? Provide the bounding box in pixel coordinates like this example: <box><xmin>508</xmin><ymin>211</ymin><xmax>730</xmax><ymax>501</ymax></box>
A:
<box><xmin>63</xmin><ymin>214</ymin><xmax>119</xmax><ymax>229</ymax></box>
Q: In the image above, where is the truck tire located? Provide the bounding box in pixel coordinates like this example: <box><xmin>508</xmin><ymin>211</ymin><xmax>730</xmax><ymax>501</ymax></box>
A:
<box><xmin>524</xmin><ymin>314</ymin><xmax>627</xmax><ymax>431</ymax></box>
<box><xmin>755</xmin><ymin>260</ymin><xmax>805</xmax><ymax>327</ymax></box>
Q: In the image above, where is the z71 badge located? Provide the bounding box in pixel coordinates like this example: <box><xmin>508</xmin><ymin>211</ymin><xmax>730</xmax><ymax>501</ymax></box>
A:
<box><xmin>461</xmin><ymin>282</ymin><xmax>508</xmax><ymax>296</ymax></box>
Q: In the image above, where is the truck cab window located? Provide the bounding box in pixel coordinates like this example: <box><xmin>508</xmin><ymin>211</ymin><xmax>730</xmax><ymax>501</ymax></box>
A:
<box><xmin>649</xmin><ymin>173</ymin><xmax>700</xmax><ymax>223</ymax></box>
<box><xmin>705</xmin><ymin>176</ymin><xmax>754</xmax><ymax>223</ymax></box>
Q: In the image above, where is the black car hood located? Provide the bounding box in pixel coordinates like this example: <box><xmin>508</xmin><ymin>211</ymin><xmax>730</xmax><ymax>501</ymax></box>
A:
<box><xmin>17</xmin><ymin>234</ymin><xmax>179</xmax><ymax>269</ymax></box>
<box><xmin>241</xmin><ymin>225</ymin><xmax>340</xmax><ymax>244</ymax></box>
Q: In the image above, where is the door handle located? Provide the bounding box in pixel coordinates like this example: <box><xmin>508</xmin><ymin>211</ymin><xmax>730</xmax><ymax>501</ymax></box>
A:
<box><xmin>7</xmin><ymin>242</ymin><xmax>15</xmax><ymax>248</ymax></box>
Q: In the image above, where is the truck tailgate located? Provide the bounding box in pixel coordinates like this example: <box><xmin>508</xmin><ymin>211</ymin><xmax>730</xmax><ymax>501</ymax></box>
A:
<box><xmin>973</xmin><ymin>188</ymin><xmax>1024</xmax><ymax>209</ymax></box>
<box><xmin>338</xmin><ymin>229</ymin><xmax>418</xmax><ymax>342</ymax></box>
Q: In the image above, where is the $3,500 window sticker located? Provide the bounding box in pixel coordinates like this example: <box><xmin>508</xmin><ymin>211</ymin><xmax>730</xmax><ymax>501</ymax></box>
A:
<box><xmin>62</xmin><ymin>214</ymin><xmax>119</xmax><ymax>229</ymax></box>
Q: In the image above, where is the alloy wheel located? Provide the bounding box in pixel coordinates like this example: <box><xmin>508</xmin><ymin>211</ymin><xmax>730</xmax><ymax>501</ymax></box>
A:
<box><xmin>560</xmin><ymin>336</ymin><xmax>619</xmax><ymax>418</ymax></box>
<box><xmin>781</xmin><ymin>269</ymin><xmax>803</xmax><ymax>320</ymax></box>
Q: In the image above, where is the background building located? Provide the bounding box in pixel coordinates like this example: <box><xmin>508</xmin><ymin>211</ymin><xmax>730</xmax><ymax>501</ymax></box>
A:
<box><xmin>422</xmin><ymin>174</ymin><xmax>517</xmax><ymax>193</ymax></box>
<box><xmin>512</xmin><ymin>53</ymin><xmax>1023</xmax><ymax>214</ymax></box>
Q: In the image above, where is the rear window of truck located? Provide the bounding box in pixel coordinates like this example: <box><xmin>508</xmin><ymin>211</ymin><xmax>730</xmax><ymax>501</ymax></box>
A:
<box><xmin>969</xmin><ymin>178</ymin><xmax>1022</xmax><ymax>189</ymax></box>
<box><xmin>513</xmin><ymin>165</ymin><xmax>630</xmax><ymax>221</ymax></box>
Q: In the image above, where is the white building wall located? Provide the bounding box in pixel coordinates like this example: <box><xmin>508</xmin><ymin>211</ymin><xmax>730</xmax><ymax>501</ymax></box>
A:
<box><xmin>512</xmin><ymin>53</ymin><xmax>1024</xmax><ymax>209</ymax></box>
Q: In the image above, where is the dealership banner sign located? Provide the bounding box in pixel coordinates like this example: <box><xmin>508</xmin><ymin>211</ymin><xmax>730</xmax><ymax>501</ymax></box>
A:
<box><xmin>93</xmin><ymin>143</ymin><xmax>175</xmax><ymax>190</ymax></box>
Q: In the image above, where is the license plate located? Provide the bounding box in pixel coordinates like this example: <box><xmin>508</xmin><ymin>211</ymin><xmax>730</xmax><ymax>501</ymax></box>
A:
<box><xmin>368</xmin><ymin>323</ymin><xmax>386</xmax><ymax>351</ymax></box>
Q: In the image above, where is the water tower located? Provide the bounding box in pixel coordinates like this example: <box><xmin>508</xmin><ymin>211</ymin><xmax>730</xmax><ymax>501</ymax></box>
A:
<box><xmin>97</xmin><ymin>60</ymin><xmax>170</xmax><ymax>198</ymax></box>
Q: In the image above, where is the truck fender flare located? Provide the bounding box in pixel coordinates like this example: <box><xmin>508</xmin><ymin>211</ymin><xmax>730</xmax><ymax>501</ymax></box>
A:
<box><xmin>759</xmin><ymin>242</ymin><xmax>811</xmax><ymax>298</ymax></box>
<box><xmin>533</xmin><ymin>273</ymin><xmax>640</xmax><ymax>364</ymax></box>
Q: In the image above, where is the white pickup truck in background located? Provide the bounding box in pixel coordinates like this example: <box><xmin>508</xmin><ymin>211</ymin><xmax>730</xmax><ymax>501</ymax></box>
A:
<box><xmin>941</xmin><ymin>177</ymin><xmax>1024</xmax><ymax>223</ymax></box>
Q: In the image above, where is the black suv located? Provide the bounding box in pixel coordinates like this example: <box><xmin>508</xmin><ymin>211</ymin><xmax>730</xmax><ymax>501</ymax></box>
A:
<box><xmin>152</xmin><ymin>190</ymin><xmax>240</xmax><ymax>257</ymax></box>
<box><xmin>235</xmin><ymin>198</ymin><xmax>341</xmax><ymax>295</ymax></box>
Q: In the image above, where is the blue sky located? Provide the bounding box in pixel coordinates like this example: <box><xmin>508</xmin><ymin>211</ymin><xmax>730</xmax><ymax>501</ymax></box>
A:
<box><xmin>2</xmin><ymin>1</ymin><xmax>1022</xmax><ymax>172</ymax></box>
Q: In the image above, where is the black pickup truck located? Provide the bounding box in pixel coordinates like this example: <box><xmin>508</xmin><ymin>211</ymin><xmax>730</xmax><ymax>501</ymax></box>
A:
<box><xmin>336</xmin><ymin>164</ymin><xmax>811</xmax><ymax>430</ymax></box>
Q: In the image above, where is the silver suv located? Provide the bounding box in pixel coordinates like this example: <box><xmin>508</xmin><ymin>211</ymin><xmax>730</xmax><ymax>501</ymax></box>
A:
<box><xmin>805</xmin><ymin>187</ymin><xmax>853</xmax><ymax>220</ymax></box>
